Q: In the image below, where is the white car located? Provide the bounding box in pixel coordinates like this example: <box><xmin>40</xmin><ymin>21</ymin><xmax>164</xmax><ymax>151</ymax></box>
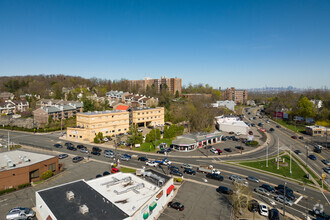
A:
<box><xmin>212</xmin><ymin>169</ymin><xmax>221</xmax><ymax>175</ymax></box>
<box><xmin>162</xmin><ymin>159</ymin><xmax>172</xmax><ymax>165</ymax></box>
<box><xmin>138</xmin><ymin>128</ymin><xmax>143</xmax><ymax>132</ymax></box>
<box><xmin>259</xmin><ymin>203</ymin><xmax>268</xmax><ymax>216</ymax></box>
<box><xmin>146</xmin><ymin>161</ymin><xmax>158</xmax><ymax>167</ymax></box>
<box><xmin>79</xmin><ymin>148</ymin><xmax>89</xmax><ymax>154</ymax></box>
<box><xmin>102</xmin><ymin>138</ymin><xmax>109</xmax><ymax>142</ymax></box>
<box><xmin>104</xmin><ymin>153</ymin><xmax>114</xmax><ymax>158</ymax></box>
<box><xmin>210</xmin><ymin>148</ymin><xmax>218</xmax><ymax>154</ymax></box>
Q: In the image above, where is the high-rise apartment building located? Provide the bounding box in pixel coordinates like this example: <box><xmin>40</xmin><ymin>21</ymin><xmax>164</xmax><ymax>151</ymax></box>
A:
<box><xmin>129</xmin><ymin>76</ymin><xmax>182</xmax><ymax>95</ymax></box>
<box><xmin>221</xmin><ymin>87</ymin><xmax>248</xmax><ymax>104</ymax></box>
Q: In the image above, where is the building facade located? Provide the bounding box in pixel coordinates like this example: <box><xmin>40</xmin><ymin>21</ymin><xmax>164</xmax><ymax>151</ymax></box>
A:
<box><xmin>131</xmin><ymin>107</ymin><xmax>164</xmax><ymax>128</ymax></box>
<box><xmin>306</xmin><ymin>125</ymin><xmax>330</xmax><ymax>136</ymax></box>
<box><xmin>211</xmin><ymin>100</ymin><xmax>236</xmax><ymax>111</ymax></box>
<box><xmin>129</xmin><ymin>76</ymin><xmax>182</xmax><ymax>95</ymax></box>
<box><xmin>66</xmin><ymin>110</ymin><xmax>130</xmax><ymax>142</ymax></box>
<box><xmin>0</xmin><ymin>150</ymin><xmax>59</xmax><ymax>191</ymax></box>
<box><xmin>221</xmin><ymin>87</ymin><xmax>248</xmax><ymax>104</ymax></box>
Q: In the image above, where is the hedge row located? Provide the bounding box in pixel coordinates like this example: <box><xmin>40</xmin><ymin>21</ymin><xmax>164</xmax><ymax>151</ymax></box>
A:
<box><xmin>0</xmin><ymin>188</ymin><xmax>16</xmax><ymax>196</ymax></box>
<box><xmin>18</xmin><ymin>183</ymin><xmax>31</xmax><ymax>189</ymax></box>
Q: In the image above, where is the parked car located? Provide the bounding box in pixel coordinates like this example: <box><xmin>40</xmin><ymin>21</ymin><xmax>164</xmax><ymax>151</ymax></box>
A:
<box><xmin>59</xmin><ymin>154</ymin><xmax>68</xmax><ymax>159</ymax></box>
<box><xmin>6</xmin><ymin>207</ymin><xmax>36</xmax><ymax>220</ymax></box>
<box><xmin>181</xmin><ymin>163</ymin><xmax>192</xmax><ymax>169</ymax></box>
<box><xmin>146</xmin><ymin>161</ymin><xmax>158</xmax><ymax>167</ymax></box>
<box><xmin>156</xmin><ymin>150</ymin><xmax>166</xmax><ymax>154</ymax></box>
<box><xmin>67</xmin><ymin>146</ymin><xmax>77</xmax><ymax>151</ymax></box>
<box><xmin>269</xmin><ymin>128</ymin><xmax>275</xmax><ymax>132</ymax></box>
<box><xmin>254</xmin><ymin>187</ymin><xmax>270</xmax><ymax>196</ymax></box>
<box><xmin>72</xmin><ymin>156</ymin><xmax>84</xmax><ymax>163</ymax></box>
<box><xmin>314</xmin><ymin>148</ymin><xmax>322</xmax><ymax>153</ymax></box>
<box><xmin>95</xmin><ymin>174</ymin><xmax>102</xmax><ymax>178</ymax></box>
<box><xmin>80</xmin><ymin>148</ymin><xmax>89</xmax><ymax>154</ymax></box>
<box><xmin>206</xmin><ymin>173</ymin><xmax>224</xmax><ymax>181</ymax></box>
<box><xmin>103</xmin><ymin>171</ymin><xmax>110</xmax><ymax>176</ymax></box>
<box><xmin>53</xmin><ymin>144</ymin><xmax>63</xmax><ymax>148</ymax></box>
<box><xmin>248</xmin><ymin>200</ymin><xmax>259</xmax><ymax>212</ymax></box>
<box><xmin>298</xmin><ymin>136</ymin><xmax>304</xmax><ymax>140</ymax></box>
<box><xmin>210</xmin><ymin>148</ymin><xmax>218</xmax><ymax>154</ymax></box>
<box><xmin>268</xmin><ymin>208</ymin><xmax>280</xmax><ymax>220</ymax></box>
<box><xmin>170</xmin><ymin>169</ymin><xmax>183</xmax><ymax>177</ymax></box>
<box><xmin>276</xmin><ymin>189</ymin><xmax>295</xmax><ymax>201</ymax></box>
<box><xmin>204</xmin><ymin>145</ymin><xmax>212</xmax><ymax>149</ymax></box>
<box><xmin>224</xmin><ymin>148</ymin><xmax>232</xmax><ymax>152</ymax></box>
<box><xmin>183</xmin><ymin>168</ymin><xmax>196</xmax><ymax>175</ymax></box>
<box><xmin>138</xmin><ymin>128</ymin><xmax>143</xmax><ymax>132</ymax></box>
<box><xmin>275</xmin><ymin>195</ymin><xmax>293</xmax><ymax>206</ymax></box>
<box><xmin>260</xmin><ymin>184</ymin><xmax>275</xmax><ymax>193</ymax></box>
<box><xmin>168</xmin><ymin>202</ymin><xmax>184</xmax><ymax>211</ymax></box>
<box><xmin>294</xmin><ymin>150</ymin><xmax>302</xmax><ymax>155</ymax></box>
<box><xmin>216</xmin><ymin>186</ymin><xmax>233</xmax><ymax>195</ymax></box>
<box><xmin>235</xmin><ymin>146</ymin><xmax>244</xmax><ymax>150</ymax></box>
<box><xmin>77</xmin><ymin>144</ymin><xmax>85</xmax><ymax>149</ymax></box>
<box><xmin>246</xmin><ymin>176</ymin><xmax>259</xmax><ymax>183</ymax></box>
<box><xmin>138</xmin><ymin>156</ymin><xmax>148</xmax><ymax>161</ymax></box>
<box><xmin>323</xmin><ymin>167</ymin><xmax>330</xmax><ymax>174</ymax></box>
<box><xmin>309</xmin><ymin>154</ymin><xmax>317</xmax><ymax>160</ymax></box>
<box><xmin>65</xmin><ymin>142</ymin><xmax>74</xmax><ymax>148</ymax></box>
<box><xmin>275</xmin><ymin>184</ymin><xmax>293</xmax><ymax>194</ymax></box>
<box><xmin>259</xmin><ymin>203</ymin><xmax>269</xmax><ymax>216</ymax></box>
<box><xmin>321</xmin><ymin>159</ymin><xmax>330</xmax><ymax>166</ymax></box>
<box><xmin>111</xmin><ymin>167</ymin><xmax>120</xmax><ymax>173</ymax></box>
<box><xmin>216</xmin><ymin>149</ymin><xmax>222</xmax><ymax>154</ymax></box>
<box><xmin>102</xmin><ymin>138</ymin><xmax>109</xmax><ymax>142</ymax></box>
<box><xmin>91</xmin><ymin>151</ymin><xmax>101</xmax><ymax>156</ymax></box>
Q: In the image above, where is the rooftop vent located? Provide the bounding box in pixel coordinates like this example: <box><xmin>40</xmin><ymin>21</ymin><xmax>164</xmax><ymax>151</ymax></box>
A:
<box><xmin>66</xmin><ymin>191</ymin><xmax>74</xmax><ymax>201</ymax></box>
<box><xmin>114</xmin><ymin>183</ymin><xmax>145</xmax><ymax>195</ymax></box>
<box><xmin>79</xmin><ymin>204</ymin><xmax>89</xmax><ymax>215</ymax></box>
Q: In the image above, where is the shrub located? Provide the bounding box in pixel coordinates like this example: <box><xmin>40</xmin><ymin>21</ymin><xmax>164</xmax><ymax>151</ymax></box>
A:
<box><xmin>0</xmin><ymin>188</ymin><xmax>16</xmax><ymax>195</ymax></box>
<box><xmin>94</xmin><ymin>137</ymin><xmax>100</xmax><ymax>143</ymax></box>
<box><xmin>246</xmin><ymin>141</ymin><xmax>259</xmax><ymax>146</ymax></box>
<box><xmin>41</xmin><ymin>170</ymin><xmax>53</xmax><ymax>180</ymax></box>
<box><xmin>176</xmin><ymin>178</ymin><xmax>182</xmax><ymax>182</ymax></box>
<box><xmin>112</xmin><ymin>164</ymin><xmax>117</xmax><ymax>168</ymax></box>
<box><xmin>18</xmin><ymin>183</ymin><xmax>31</xmax><ymax>189</ymax></box>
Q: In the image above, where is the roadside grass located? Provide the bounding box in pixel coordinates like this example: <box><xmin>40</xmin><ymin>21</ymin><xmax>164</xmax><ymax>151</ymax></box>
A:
<box><xmin>225</xmin><ymin>152</ymin><xmax>285</xmax><ymax>163</ymax></box>
<box><xmin>239</xmin><ymin>155</ymin><xmax>313</xmax><ymax>184</ymax></box>
<box><xmin>120</xmin><ymin>167</ymin><xmax>136</xmax><ymax>173</ymax></box>
<box><xmin>274</xmin><ymin>119</ymin><xmax>305</xmax><ymax>133</ymax></box>
<box><xmin>131</xmin><ymin>139</ymin><xmax>173</xmax><ymax>152</ymax></box>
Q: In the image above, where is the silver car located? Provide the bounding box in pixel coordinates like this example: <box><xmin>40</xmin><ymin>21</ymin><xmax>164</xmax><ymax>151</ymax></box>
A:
<box><xmin>104</xmin><ymin>152</ymin><xmax>114</xmax><ymax>158</ymax></box>
<box><xmin>254</xmin><ymin>187</ymin><xmax>270</xmax><ymax>196</ymax></box>
<box><xmin>181</xmin><ymin>163</ymin><xmax>192</xmax><ymax>169</ymax></box>
<box><xmin>6</xmin><ymin>207</ymin><xmax>35</xmax><ymax>220</ymax></box>
<box><xmin>119</xmin><ymin>155</ymin><xmax>129</xmax><ymax>161</ymax></box>
<box><xmin>80</xmin><ymin>148</ymin><xmax>89</xmax><ymax>154</ymax></box>
<box><xmin>275</xmin><ymin>195</ymin><xmax>293</xmax><ymax>206</ymax></box>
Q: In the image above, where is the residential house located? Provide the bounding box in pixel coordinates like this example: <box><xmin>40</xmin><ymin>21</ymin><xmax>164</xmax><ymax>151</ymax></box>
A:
<box><xmin>0</xmin><ymin>92</ymin><xmax>14</xmax><ymax>100</ymax></box>
<box><xmin>0</xmin><ymin>99</ymin><xmax>29</xmax><ymax>115</ymax></box>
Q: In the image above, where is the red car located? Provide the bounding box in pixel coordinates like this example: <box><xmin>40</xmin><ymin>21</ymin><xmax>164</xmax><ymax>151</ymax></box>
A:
<box><xmin>111</xmin><ymin>168</ymin><xmax>120</xmax><ymax>173</ymax></box>
<box><xmin>216</xmin><ymin>149</ymin><xmax>222</xmax><ymax>154</ymax></box>
<box><xmin>291</xmin><ymin>136</ymin><xmax>297</xmax><ymax>139</ymax></box>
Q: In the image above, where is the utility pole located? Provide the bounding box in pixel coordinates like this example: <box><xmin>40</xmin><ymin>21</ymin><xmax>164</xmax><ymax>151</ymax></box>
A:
<box><xmin>290</xmin><ymin>145</ymin><xmax>292</xmax><ymax>175</ymax></box>
<box><xmin>283</xmin><ymin>182</ymin><xmax>287</xmax><ymax>217</ymax></box>
<box><xmin>305</xmin><ymin>145</ymin><xmax>308</xmax><ymax>167</ymax></box>
<box><xmin>266</xmin><ymin>142</ymin><xmax>269</xmax><ymax>167</ymax></box>
<box><xmin>8</xmin><ymin>131</ymin><xmax>10</xmax><ymax>151</ymax></box>
<box><xmin>277</xmin><ymin>138</ymin><xmax>280</xmax><ymax>170</ymax></box>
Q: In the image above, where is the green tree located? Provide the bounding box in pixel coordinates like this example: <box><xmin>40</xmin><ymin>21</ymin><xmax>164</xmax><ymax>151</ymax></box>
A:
<box><xmin>127</xmin><ymin>125</ymin><xmax>143</xmax><ymax>145</ymax></box>
<box><xmin>296</xmin><ymin>96</ymin><xmax>316</xmax><ymax>118</ymax></box>
<box><xmin>82</xmin><ymin>98</ymin><xmax>95</xmax><ymax>112</ymax></box>
<box><xmin>175</xmin><ymin>90</ymin><xmax>180</xmax><ymax>98</ymax></box>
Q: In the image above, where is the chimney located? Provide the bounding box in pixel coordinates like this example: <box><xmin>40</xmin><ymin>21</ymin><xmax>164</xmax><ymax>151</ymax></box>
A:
<box><xmin>79</xmin><ymin>204</ymin><xmax>89</xmax><ymax>214</ymax></box>
<box><xmin>66</xmin><ymin>191</ymin><xmax>74</xmax><ymax>201</ymax></box>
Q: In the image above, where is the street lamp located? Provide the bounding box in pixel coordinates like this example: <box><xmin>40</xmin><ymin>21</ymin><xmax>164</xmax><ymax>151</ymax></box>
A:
<box><xmin>283</xmin><ymin>182</ymin><xmax>287</xmax><ymax>217</ymax></box>
<box><xmin>290</xmin><ymin>145</ymin><xmax>292</xmax><ymax>175</ymax></box>
<box><xmin>266</xmin><ymin>142</ymin><xmax>269</xmax><ymax>167</ymax></box>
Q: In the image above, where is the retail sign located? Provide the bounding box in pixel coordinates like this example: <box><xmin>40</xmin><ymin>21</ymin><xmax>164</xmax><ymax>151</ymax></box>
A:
<box><xmin>247</xmin><ymin>135</ymin><xmax>253</xmax><ymax>141</ymax></box>
<box><xmin>274</xmin><ymin>112</ymin><xmax>283</xmax><ymax>118</ymax></box>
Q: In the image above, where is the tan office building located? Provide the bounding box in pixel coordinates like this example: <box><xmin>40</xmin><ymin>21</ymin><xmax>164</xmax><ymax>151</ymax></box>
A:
<box><xmin>129</xmin><ymin>77</ymin><xmax>182</xmax><ymax>95</ymax></box>
<box><xmin>132</xmin><ymin>107</ymin><xmax>164</xmax><ymax>127</ymax></box>
<box><xmin>221</xmin><ymin>87</ymin><xmax>248</xmax><ymax>104</ymax></box>
<box><xmin>67</xmin><ymin>110</ymin><xmax>129</xmax><ymax>142</ymax></box>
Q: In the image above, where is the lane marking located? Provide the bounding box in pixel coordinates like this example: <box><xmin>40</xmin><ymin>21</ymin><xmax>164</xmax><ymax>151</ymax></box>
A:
<box><xmin>294</xmin><ymin>195</ymin><xmax>303</xmax><ymax>204</ymax></box>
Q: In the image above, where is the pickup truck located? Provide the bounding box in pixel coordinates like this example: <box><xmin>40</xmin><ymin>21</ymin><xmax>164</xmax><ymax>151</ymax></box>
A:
<box><xmin>197</xmin><ymin>165</ymin><xmax>221</xmax><ymax>174</ymax></box>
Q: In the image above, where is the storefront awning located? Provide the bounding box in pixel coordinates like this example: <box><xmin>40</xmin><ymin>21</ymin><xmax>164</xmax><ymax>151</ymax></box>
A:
<box><xmin>143</xmin><ymin>212</ymin><xmax>149</xmax><ymax>219</ymax></box>
<box><xmin>149</xmin><ymin>201</ymin><xmax>157</xmax><ymax>211</ymax></box>
<box><xmin>167</xmin><ymin>184</ymin><xmax>174</xmax><ymax>195</ymax></box>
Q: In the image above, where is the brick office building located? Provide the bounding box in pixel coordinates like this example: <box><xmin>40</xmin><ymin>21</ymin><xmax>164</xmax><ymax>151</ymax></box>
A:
<box><xmin>129</xmin><ymin>76</ymin><xmax>182</xmax><ymax>95</ymax></box>
<box><xmin>221</xmin><ymin>87</ymin><xmax>248</xmax><ymax>104</ymax></box>
<box><xmin>0</xmin><ymin>150</ymin><xmax>59</xmax><ymax>191</ymax></box>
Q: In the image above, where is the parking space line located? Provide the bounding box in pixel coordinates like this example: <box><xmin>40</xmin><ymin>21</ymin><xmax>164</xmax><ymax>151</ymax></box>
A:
<box><xmin>294</xmin><ymin>195</ymin><xmax>303</xmax><ymax>204</ymax></box>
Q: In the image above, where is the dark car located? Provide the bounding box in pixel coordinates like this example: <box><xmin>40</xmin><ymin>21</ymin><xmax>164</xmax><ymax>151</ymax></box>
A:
<box><xmin>268</xmin><ymin>208</ymin><xmax>280</xmax><ymax>220</ymax></box>
<box><xmin>224</xmin><ymin>148</ymin><xmax>232</xmax><ymax>152</ymax></box>
<box><xmin>92</xmin><ymin>147</ymin><xmax>102</xmax><ymax>152</ymax></box>
<box><xmin>91</xmin><ymin>151</ymin><xmax>101</xmax><ymax>156</ymax></box>
<box><xmin>314</xmin><ymin>148</ymin><xmax>322</xmax><ymax>153</ymax></box>
<box><xmin>59</xmin><ymin>154</ymin><xmax>68</xmax><ymax>159</ymax></box>
<box><xmin>309</xmin><ymin>154</ymin><xmax>317</xmax><ymax>160</ymax></box>
<box><xmin>216</xmin><ymin>186</ymin><xmax>233</xmax><ymax>195</ymax></box>
<box><xmin>77</xmin><ymin>144</ymin><xmax>85</xmax><ymax>149</ymax></box>
<box><xmin>157</xmin><ymin>150</ymin><xmax>166</xmax><ymax>154</ymax></box>
<box><xmin>251</xmin><ymin>123</ymin><xmax>255</xmax><ymax>127</ymax></box>
<box><xmin>236</xmin><ymin>146</ymin><xmax>245</xmax><ymax>150</ymax></box>
<box><xmin>258</xmin><ymin>123</ymin><xmax>263</xmax><ymax>127</ymax></box>
<box><xmin>248</xmin><ymin>200</ymin><xmax>259</xmax><ymax>212</ymax></box>
<box><xmin>291</xmin><ymin>135</ymin><xmax>298</xmax><ymax>139</ymax></box>
<box><xmin>72</xmin><ymin>156</ymin><xmax>84</xmax><ymax>163</ymax></box>
<box><xmin>103</xmin><ymin>171</ymin><xmax>110</xmax><ymax>176</ymax></box>
<box><xmin>269</xmin><ymin>128</ymin><xmax>275</xmax><ymax>132</ymax></box>
<box><xmin>276</xmin><ymin>188</ymin><xmax>295</xmax><ymax>201</ymax></box>
<box><xmin>53</xmin><ymin>144</ymin><xmax>63</xmax><ymax>148</ymax></box>
<box><xmin>170</xmin><ymin>169</ymin><xmax>183</xmax><ymax>177</ymax></box>
<box><xmin>261</xmin><ymin>184</ymin><xmax>275</xmax><ymax>193</ymax></box>
<box><xmin>67</xmin><ymin>146</ymin><xmax>77</xmax><ymax>151</ymax></box>
<box><xmin>122</xmin><ymin>154</ymin><xmax>131</xmax><ymax>159</ymax></box>
<box><xmin>65</xmin><ymin>142</ymin><xmax>74</xmax><ymax>147</ymax></box>
<box><xmin>294</xmin><ymin>150</ymin><xmax>302</xmax><ymax>155</ymax></box>
<box><xmin>183</xmin><ymin>168</ymin><xmax>196</xmax><ymax>175</ymax></box>
<box><xmin>169</xmin><ymin>165</ymin><xmax>180</xmax><ymax>171</ymax></box>
<box><xmin>95</xmin><ymin>174</ymin><xmax>102</xmax><ymax>178</ymax></box>
<box><xmin>138</xmin><ymin>156</ymin><xmax>148</xmax><ymax>161</ymax></box>
<box><xmin>168</xmin><ymin>202</ymin><xmax>184</xmax><ymax>211</ymax></box>
<box><xmin>276</xmin><ymin>125</ymin><xmax>280</xmax><ymax>128</ymax></box>
<box><xmin>206</xmin><ymin>173</ymin><xmax>224</xmax><ymax>181</ymax></box>
<box><xmin>298</xmin><ymin>136</ymin><xmax>304</xmax><ymax>140</ymax></box>
<box><xmin>275</xmin><ymin>184</ymin><xmax>293</xmax><ymax>194</ymax></box>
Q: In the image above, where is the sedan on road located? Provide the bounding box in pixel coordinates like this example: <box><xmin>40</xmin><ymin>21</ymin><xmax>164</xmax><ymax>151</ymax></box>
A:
<box><xmin>169</xmin><ymin>165</ymin><xmax>179</xmax><ymax>171</ymax></box>
<box><xmin>260</xmin><ymin>184</ymin><xmax>275</xmax><ymax>193</ymax></box>
<box><xmin>323</xmin><ymin>167</ymin><xmax>330</xmax><ymax>174</ymax></box>
<box><xmin>276</xmin><ymin>125</ymin><xmax>280</xmax><ymax>128</ymax></box>
<box><xmin>72</xmin><ymin>156</ymin><xmax>84</xmax><ymax>163</ymax></box>
<box><xmin>309</xmin><ymin>154</ymin><xmax>317</xmax><ymax>160</ymax></box>
<box><xmin>168</xmin><ymin>202</ymin><xmax>184</xmax><ymax>211</ymax></box>
<box><xmin>146</xmin><ymin>161</ymin><xmax>158</xmax><ymax>167</ymax></box>
<box><xmin>77</xmin><ymin>144</ymin><xmax>85</xmax><ymax>149</ymax></box>
<box><xmin>216</xmin><ymin>186</ymin><xmax>233</xmax><ymax>195</ymax></box>
<box><xmin>181</xmin><ymin>163</ymin><xmax>192</xmax><ymax>169</ymax></box>
<box><xmin>67</xmin><ymin>146</ymin><xmax>77</xmax><ymax>151</ymax></box>
<box><xmin>183</xmin><ymin>168</ymin><xmax>196</xmax><ymax>175</ymax></box>
<box><xmin>59</xmin><ymin>154</ymin><xmax>68</xmax><ymax>159</ymax></box>
<box><xmin>294</xmin><ymin>150</ymin><xmax>302</xmax><ymax>155</ymax></box>
<box><xmin>229</xmin><ymin>175</ymin><xmax>242</xmax><ymax>181</ymax></box>
<box><xmin>119</xmin><ymin>155</ymin><xmax>130</xmax><ymax>161</ymax></box>
<box><xmin>170</xmin><ymin>169</ymin><xmax>183</xmax><ymax>177</ymax></box>
<box><xmin>91</xmin><ymin>151</ymin><xmax>101</xmax><ymax>156</ymax></box>
<box><xmin>80</xmin><ymin>148</ymin><xmax>89</xmax><ymax>154</ymax></box>
<box><xmin>65</xmin><ymin>142</ymin><xmax>74</xmax><ymax>148</ymax></box>
<box><xmin>291</xmin><ymin>136</ymin><xmax>298</xmax><ymax>139</ymax></box>
<box><xmin>275</xmin><ymin>195</ymin><xmax>293</xmax><ymax>206</ymax></box>
<box><xmin>53</xmin><ymin>144</ymin><xmax>63</xmax><ymax>148</ymax></box>
<box><xmin>206</xmin><ymin>173</ymin><xmax>224</xmax><ymax>181</ymax></box>
<box><xmin>138</xmin><ymin>156</ymin><xmax>148</xmax><ymax>161</ymax></box>
<box><xmin>254</xmin><ymin>187</ymin><xmax>270</xmax><ymax>196</ymax></box>
<box><xmin>246</xmin><ymin>176</ymin><xmax>259</xmax><ymax>183</ymax></box>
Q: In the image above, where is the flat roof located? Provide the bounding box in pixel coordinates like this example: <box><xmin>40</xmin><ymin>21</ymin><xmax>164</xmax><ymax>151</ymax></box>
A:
<box><xmin>37</xmin><ymin>180</ymin><xmax>128</xmax><ymax>220</ymax></box>
<box><xmin>131</xmin><ymin>107</ymin><xmax>163</xmax><ymax>111</ymax></box>
<box><xmin>0</xmin><ymin>150</ymin><xmax>55</xmax><ymax>171</ymax></box>
<box><xmin>78</xmin><ymin>110</ymin><xmax>127</xmax><ymax>115</ymax></box>
<box><xmin>217</xmin><ymin>120</ymin><xmax>249</xmax><ymax>127</ymax></box>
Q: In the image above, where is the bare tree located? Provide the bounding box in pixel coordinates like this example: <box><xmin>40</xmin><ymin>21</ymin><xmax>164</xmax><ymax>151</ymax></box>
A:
<box><xmin>230</xmin><ymin>182</ymin><xmax>252</xmax><ymax>219</ymax></box>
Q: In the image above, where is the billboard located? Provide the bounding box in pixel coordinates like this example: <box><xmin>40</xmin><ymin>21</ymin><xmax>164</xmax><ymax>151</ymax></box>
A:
<box><xmin>283</xmin><ymin>113</ymin><xmax>289</xmax><ymax>119</ymax></box>
<box><xmin>294</xmin><ymin>116</ymin><xmax>304</xmax><ymax>122</ymax></box>
<box><xmin>306</xmin><ymin>118</ymin><xmax>315</xmax><ymax>124</ymax></box>
<box><xmin>274</xmin><ymin>112</ymin><xmax>283</xmax><ymax>118</ymax></box>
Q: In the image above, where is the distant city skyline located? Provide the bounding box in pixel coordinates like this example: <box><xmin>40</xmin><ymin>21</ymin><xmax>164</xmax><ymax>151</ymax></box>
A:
<box><xmin>1</xmin><ymin>0</ymin><xmax>329</xmax><ymax>89</ymax></box>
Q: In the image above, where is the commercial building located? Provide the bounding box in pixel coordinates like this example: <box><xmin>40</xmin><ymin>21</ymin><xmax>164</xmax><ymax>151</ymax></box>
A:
<box><xmin>0</xmin><ymin>150</ymin><xmax>59</xmax><ymax>191</ymax></box>
<box><xmin>36</xmin><ymin>169</ymin><xmax>175</xmax><ymax>220</ymax></box>
<box><xmin>171</xmin><ymin>131</ymin><xmax>222</xmax><ymax>152</ymax></box>
<box><xmin>211</xmin><ymin>100</ymin><xmax>236</xmax><ymax>111</ymax></box>
<box><xmin>66</xmin><ymin>110</ymin><xmax>129</xmax><ymax>142</ymax></box>
<box><xmin>221</xmin><ymin>87</ymin><xmax>248</xmax><ymax>104</ymax></box>
<box><xmin>215</xmin><ymin>115</ymin><xmax>249</xmax><ymax>135</ymax></box>
<box><xmin>306</xmin><ymin>125</ymin><xmax>330</xmax><ymax>137</ymax></box>
<box><xmin>131</xmin><ymin>107</ymin><xmax>164</xmax><ymax>128</ymax></box>
<box><xmin>129</xmin><ymin>76</ymin><xmax>182</xmax><ymax>95</ymax></box>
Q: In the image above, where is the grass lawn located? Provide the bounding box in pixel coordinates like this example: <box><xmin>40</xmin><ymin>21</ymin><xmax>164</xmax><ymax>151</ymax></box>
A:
<box><xmin>120</xmin><ymin>167</ymin><xmax>136</xmax><ymax>173</ymax></box>
<box><xmin>240</xmin><ymin>155</ymin><xmax>312</xmax><ymax>184</ymax></box>
<box><xmin>132</xmin><ymin>138</ymin><xmax>173</xmax><ymax>152</ymax></box>
<box><xmin>274</xmin><ymin>119</ymin><xmax>305</xmax><ymax>133</ymax></box>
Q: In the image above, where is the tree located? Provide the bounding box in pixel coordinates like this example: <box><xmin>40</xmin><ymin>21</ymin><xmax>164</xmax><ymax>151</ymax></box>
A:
<box><xmin>127</xmin><ymin>125</ymin><xmax>143</xmax><ymax>145</ymax></box>
<box><xmin>175</xmin><ymin>90</ymin><xmax>180</xmax><ymax>98</ymax></box>
<box><xmin>230</xmin><ymin>182</ymin><xmax>252</xmax><ymax>218</ymax></box>
<box><xmin>82</xmin><ymin>97</ymin><xmax>95</xmax><ymax>112</ymax></box>
<box><xmin>295</xmin><ymin>96</ymin><xmax>316</xmax><ymax>118</ymax></box>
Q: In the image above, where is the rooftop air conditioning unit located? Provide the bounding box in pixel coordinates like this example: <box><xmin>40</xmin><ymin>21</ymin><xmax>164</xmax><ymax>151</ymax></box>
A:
<box><xmin>79</xmin><ymin>204</ymin><xmax>89</xmax><ymax>214</ymax></box>
<box><xmin>66</xmin><ymin>191</ymin><xmax>74</xmax><ymax>201</ymax></box>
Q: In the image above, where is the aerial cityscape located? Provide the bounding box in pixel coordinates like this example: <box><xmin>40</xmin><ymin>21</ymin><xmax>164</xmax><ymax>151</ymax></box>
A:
<box><xmin>0</xmin><ymin>1</ymin><xmax>329</xmax><ymax>220</ymax></box>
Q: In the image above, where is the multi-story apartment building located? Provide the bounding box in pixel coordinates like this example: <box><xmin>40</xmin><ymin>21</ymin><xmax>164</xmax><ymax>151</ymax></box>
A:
<box><xmin>0</xmin><ymin>99</ymin><xmax>29</xmax><ymax>115</ymax></box>
<box><xmin>66</xmin><ymin>110</ymin><xmax>130</xmax><ymax>142</ymax></box>
<box><xmin>131</xmin><ymin>107</ymin><xmax>164</xmax><ymax>128</ymax></box>
<box><xmin>129</xmin><ymin>76</ymin><xmax>182</xmax><ymax>95</ymax></box>
<box><xmin>221</xmin><ymin>87</ymin><xmax>248</xmax><ymax>104</ymax></box>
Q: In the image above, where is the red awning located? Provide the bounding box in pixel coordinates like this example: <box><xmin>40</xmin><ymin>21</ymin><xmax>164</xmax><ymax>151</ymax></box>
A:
<box><xmin>167</xmin><ymin>184</ymin><xmax>174</xmax><ymax>195</ymax></box>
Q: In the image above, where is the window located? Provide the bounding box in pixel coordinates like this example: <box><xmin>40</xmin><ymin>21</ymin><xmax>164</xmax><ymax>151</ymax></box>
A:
<box><xmin>112</xmin><ymin>130</ymin><xmax>115</xmax><ymax>132</ymax></box>
<box><xmin>124</xmin><ymin>128</ymin><xmax>127</xmax><ymax>131</ymax></box>
<box><xmin>118</xmin><ymin>129</ymin><xmax>121</xmax><ymax>132</ymax></box>
<box><xmin>30</xmin><ymin>169</ymin><xmax>39</xmax><ymax>179</ymax></box>
<box><xmin>48</xmin><ymin>163</ymin><xmax>56</xmax><ymax>172</ymax></box>
<box><xmin>69</xmin><ymin>135</ymin><xmax>72</xmax><ymax>137</ymax></box>
<box><xmin>73</xmin><ymin>135</ymin><xmax>75</xmax><ymax>138</ymax></box>
<box><xmin>80</xmin><ymin>136</ymin><xmax>82</xmax><ymax>138</ymax></box>
<box><xmin>112</xmin><ymin>115</ymin><xmax>114</xmax><ymax>118</ymax></box>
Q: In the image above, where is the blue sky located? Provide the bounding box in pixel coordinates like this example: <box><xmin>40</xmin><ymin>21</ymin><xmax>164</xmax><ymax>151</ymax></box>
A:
<box><xmin>0</xmin><ymin>0</ymin><xmax>329</xmax><ymax>89</ymax></box>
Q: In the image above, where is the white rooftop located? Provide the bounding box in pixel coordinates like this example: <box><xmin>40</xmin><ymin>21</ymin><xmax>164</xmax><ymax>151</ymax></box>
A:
<box><xmin>0</xmin><ymin>150</ymin><xmax>55</xmax><ymax>171</ymax></box>
<box><xmin>216</xmin><ymin>117</ymin><xmax>249</xmax><ymax>128</ymax></box>
<box><xmin>87</xmin><ymin>172</ymin><xmax>160</xmax><ymax>216</ymax></box>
